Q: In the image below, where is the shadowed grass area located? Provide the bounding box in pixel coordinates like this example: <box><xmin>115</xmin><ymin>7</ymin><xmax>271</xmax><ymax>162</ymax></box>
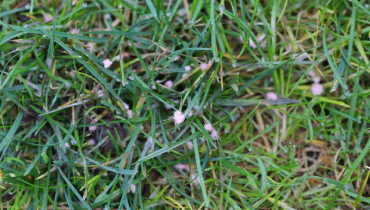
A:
<box><xmin>0</xmin><ymin>0</ymin><xmax>370</xmax><ymax>209</ymax></box>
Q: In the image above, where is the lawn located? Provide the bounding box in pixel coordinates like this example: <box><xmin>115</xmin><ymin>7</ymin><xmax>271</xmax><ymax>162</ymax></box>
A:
<box><xmin>1</xmin><ymin>0</ymin><xmax>370</xmax><ymax>209</ymax></box>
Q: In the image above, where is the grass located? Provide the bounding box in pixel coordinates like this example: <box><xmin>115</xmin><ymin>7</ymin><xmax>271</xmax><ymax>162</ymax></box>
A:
<box><xmin>0</xmin><ymin>0</ymin><xmax>370</xmax><ymax>209</ymax></box>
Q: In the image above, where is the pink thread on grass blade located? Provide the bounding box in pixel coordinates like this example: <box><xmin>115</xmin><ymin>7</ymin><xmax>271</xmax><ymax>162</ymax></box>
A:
<box><xmin>175</xmin><ymin>164</ymin><xmax>190</xmax><ymax>172</ymax></box>
<box><xmin>210</xmin><ymin>129</ymin><xmax>220</xmax><ymax>140</ymax></box>
<box><xmin>308</xmin><ymin>71</ymin><xmax>316</xmax><ymax>77</ymax></box>
<box><xmin>207</xmin><ymin>60</ymin><xmax>214</xmax><ymax>69</ymax></box>
<box><xmin>89</xmin><ymin>126</ymin><xmax>97</xmax><ymax>132</ymax></box>
<box><xmin>129</xmin><ymin>184</ymin><xmax>136</xmax><ymax>193</ymax></box>
<box><xmin>311</xmin><ymin>83</ymin><xmax>323</xmax><ymax>96</ymax></box>
<box><xmin>42</xmin><ymin>11</ymin><xmax>53</xmax><ymax>22</ymax></box>
<box><xmin>200</xmin><ymin>63</ymin><xmax>208</xmax><ymax>70</ymax></box>
<box><xmin>127</xmin><ymin>110</ymin><xmax>133</xmax><ymax>119</ymax></box>
<box><xmin>191</xmin><ymin>174</ymin><xmax>200</xmax><ymax>186</ymax></box>
<box><xmin>185</xmin><ymin>66</ymin><xmax>191</xmax><ymax>71</ymax></box>
<box><xmin>69</xmin><ymin>28</ymin><xmax>80</xmax><ymax>34</ymax></box>
<box><xmin>173</xmin><ymin>55</ymin><xmax>180</xmax><ymax>61</ymax></box>
<box><xmin>173</xmin><ymin>111</ymin><xmax>185</xmax><ymax>125</ymax></box>
<box><xmin>165</xmin><ymin>80</ymin><xmax>173</xmax><ymax>88</ymax></box>
<box><xmin>88</xmin><ymin>139</ymin><xmax>96</xmax><ymax>146</ymax></box>
<box><xmin>186</xmin><ymin>141</ymin><xmax>193</xmax><ymax>150</ymax></box>
<box><xmin>249</xmin><ymin>38</ymin><xmax>256</xmax><ymax>49</ymax></box>
<box><xmin>312</xmin><ymin>77</ymin><xmax>321</xmax><ymax>83</ymax></box>
<box><xmin>204</xmin><ymin>123</ymin><xmax>213</xmax><ymax>132</ymax></box>
<box><xmin>86</xmin><ymin>42</ymin><xmax>94</xmax><ymax>53</ymax></box>
<box><xmin>103</xmin><ymin>59</ymin><xmax>113</xmax><ymax>68</ymax></box>
<box><xmin>266</xmin><ymin>92</ymin><xmax>278</xmax><ymax>101</ymax></box>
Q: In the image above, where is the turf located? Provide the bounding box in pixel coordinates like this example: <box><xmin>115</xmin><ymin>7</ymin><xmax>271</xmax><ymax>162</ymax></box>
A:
<box><xmin>1</xmin><ymin>0</ymin><xmax>370</xmax><ymax>209</ymax></box>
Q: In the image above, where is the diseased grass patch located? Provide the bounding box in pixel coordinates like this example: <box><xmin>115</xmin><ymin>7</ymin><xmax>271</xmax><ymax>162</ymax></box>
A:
<box><xmin>0</xmin><ymin>0</ymin><xmax>370</xmax><ymax>209</ymax></box>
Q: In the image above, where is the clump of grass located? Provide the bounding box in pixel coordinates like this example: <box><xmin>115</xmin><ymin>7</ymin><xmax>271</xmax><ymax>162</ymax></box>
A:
<box><xmin>1</xmin><ymin>0</ymin><xmax>370</xmax><ymax>209</ymax></box>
